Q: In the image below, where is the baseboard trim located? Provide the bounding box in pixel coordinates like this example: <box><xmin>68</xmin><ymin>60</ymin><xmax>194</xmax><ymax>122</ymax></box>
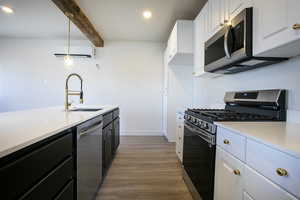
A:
<box><xmin>120</xmin><ymin>130</ymin><xmax>164</xmax><ymax>136</ymax></box>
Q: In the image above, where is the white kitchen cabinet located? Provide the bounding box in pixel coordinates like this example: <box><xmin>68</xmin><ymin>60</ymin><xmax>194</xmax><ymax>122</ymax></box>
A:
<box><xmin>246</xmin><ymin>139</ymin><xmax>300</xmax><ymax>198</ymax></box>
<box><xmin>167</xmin><ymin>20</ymin><xmax>194</xmax><ymax>66</ymax></box>
<box><xmin>193</xmin><ymin>3</ymin><xmax>208</xmax><ymax>76</ymax></box>
<box><xmin>175</xmin><ymin>113</ymin><xmax>184</xmax><ymax>162</ymax></box>
<box><xmin>253</xmin><ymin>0</ymin><xmax>300</xmax><ymax>57</ymax></box>
<box><xmin>228</xmin><ymin>0</ymin><xmax>252</xmax><ymax>19</ymax></box>
<box><xmin>244</xmin><ymin>165</ymin><xmax>298</xmax><ymax>200</ymax></box>
<box><xmin>193</xmin><ymin>3</ymin><xmax>222</xmax><ymax>78</ymax></box>
<box><xmin>215</xmin><ymin>125</ymin><xmax>300</xmax><ymax>200</ymax></box>
<box><xmin>214</xmin><ymin>146</ymin><xmax>245</xmax><ymax>200</ymax></box>
<box><xmin>209</xmin><ymin>0</ymin><xmax>229</xmax><ymax>36</ymax></box>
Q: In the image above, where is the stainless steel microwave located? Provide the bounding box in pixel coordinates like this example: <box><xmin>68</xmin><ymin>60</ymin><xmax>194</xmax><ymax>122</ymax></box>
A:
<box><xmin>204</xmin><ymin>7</ymin><xmax>288</xmax><ymax>74</ymax></box>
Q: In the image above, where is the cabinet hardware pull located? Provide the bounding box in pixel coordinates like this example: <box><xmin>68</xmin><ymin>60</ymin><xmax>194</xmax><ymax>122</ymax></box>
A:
<box><xmin>220</xmin><ymin>23</ymin><xmax>224</xmax><ymax>27</ymax></box>
<box><xmin>276</xmin><ymin>168</ymin><xmax>288</xmax><ymax>177</ymax></box>
<box><xmin>293</xmin><ymin>24</ymin><xmax>300</xmax><ymax>30</ymax></box>
<box><xmin>233</xmin><ymin>169</ymin><xmax>241</xmax><ymax>176</ymax></box>
<box><xmin>223</xmin><ymin>139</ymin><xmax>230</xmax><ymax>145</ymax></box>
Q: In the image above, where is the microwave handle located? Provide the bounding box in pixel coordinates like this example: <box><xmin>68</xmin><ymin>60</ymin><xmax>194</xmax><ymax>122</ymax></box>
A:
<box><xmin>224</xmin><ymin>25</ymin><xmax>232</xmax><ymax>59</ymax></box>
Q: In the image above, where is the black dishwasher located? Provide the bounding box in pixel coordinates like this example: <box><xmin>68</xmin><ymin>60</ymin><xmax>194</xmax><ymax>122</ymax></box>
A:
<box><xmin>77</xmin><ymin>115</ymin><xmax>103</xmax><ymax>200</ymax></box>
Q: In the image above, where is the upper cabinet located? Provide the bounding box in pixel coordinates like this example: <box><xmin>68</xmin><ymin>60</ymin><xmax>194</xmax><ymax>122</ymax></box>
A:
<box><xmin>209</xmin><ymin>0</ymin><xmax>229</xmax><ymax>37</ymax></box>
<box><xmin>208</xmin><ymin>0</ymin><xmax>252</xmax><ymax>39</ymax></box>
<box><xmin>253</xmin><ymin>0</ymin><xmax>300</xmax><ymax>57</ymax></box>
<box><xmin>194</xmin><ymin>3</ymin><xmax>209</xmax><ymax>76</ymax></box>
<box><xmin>166</xmin><ymin>20</ymin><xmax>194</xmax><ymax>66</ymax></box>
<box><xmin>228</xmin><ymin>0</ymin><xmax>253</xmax><ymax>19</ymax></box>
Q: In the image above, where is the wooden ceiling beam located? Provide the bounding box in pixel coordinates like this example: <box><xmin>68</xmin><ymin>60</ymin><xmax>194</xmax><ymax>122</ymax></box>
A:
<box><xmin>52</xmin><ymin>0</ymin><xmax>104</xmax><ymax>47</ymax></box>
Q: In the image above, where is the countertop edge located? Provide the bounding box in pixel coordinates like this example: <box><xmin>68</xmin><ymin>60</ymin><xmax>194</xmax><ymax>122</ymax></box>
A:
<box><xmin>0</xmin><ymin>106</ymin><xmax>119</xmax><ymax>159</ymax></box>
<box><xmin>215</xmin><ymin>122</ymin><xmax>300</xmax><ymax>159</ymax></box>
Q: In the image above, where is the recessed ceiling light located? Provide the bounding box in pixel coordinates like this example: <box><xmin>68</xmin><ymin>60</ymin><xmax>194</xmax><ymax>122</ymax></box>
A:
<box><xmin>1</xmin><ymin>6</ymin><xmax>14</xmax><ymax>14</ymax></box>
<box><xmin>143</xmin><ymin>10</ymin><xmax>152</xmax><ymax>19</ymax></box>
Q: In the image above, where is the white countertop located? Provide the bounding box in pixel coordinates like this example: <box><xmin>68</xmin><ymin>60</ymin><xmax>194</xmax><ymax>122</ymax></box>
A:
<box><xmin>0</xmin><ymin>105</ymin><xmax>118</xmax><ymax>158</ymax></box>
<box><xmin>215</xmin><ymin>122</ymin><xmax>300</xmax><ymax>158</ymax></box>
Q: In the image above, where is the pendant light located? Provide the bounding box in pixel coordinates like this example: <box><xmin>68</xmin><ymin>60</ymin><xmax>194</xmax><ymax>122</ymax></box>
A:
<box><xmin>64</xmin><ymin>14</ymin><xmax>74</xmax><ymax>66</ymax></box>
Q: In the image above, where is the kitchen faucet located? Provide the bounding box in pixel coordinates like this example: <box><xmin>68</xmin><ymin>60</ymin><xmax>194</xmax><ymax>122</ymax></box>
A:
<box><xmin>65</xmin><ymin>73</ymin><xmax>84</xmax><ymax>111</ymax></box>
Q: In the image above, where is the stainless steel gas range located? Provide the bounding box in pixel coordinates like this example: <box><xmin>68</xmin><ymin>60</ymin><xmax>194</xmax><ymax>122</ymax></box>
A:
<box><xmin>182</xmin><ymin>89</ymin><xmax>287</xmax><ymax>200</ymax></box>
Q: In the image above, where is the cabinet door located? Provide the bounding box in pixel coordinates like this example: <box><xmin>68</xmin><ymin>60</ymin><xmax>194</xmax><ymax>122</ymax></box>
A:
<box><xmin>209</xmin><ymin>0</ymin><xmax>229</xmax><ymax>35</ymax></box>
<box><xmin>106</xmin><ymin>125</ymin><xmax>112</xmax><ymax>166</ymax></box>
<box><xmin>194</xmin><ymin>3</ymin><xmax>208</xmax><ymax>76</ymax></box>
<box><xmin>114</xmin><ymin>118</ymin><xmax>120</xmax><ymax>151</ymax></box>
<box><xmin>228</xmin><ymin>0</ymin><xmax>252</xmax><ymax>19</ymax></box>
<box><xmin>214</xmin><ymin>147</ymin><xmax>245</xmax><ymax>200</ymax></box>
<box><xmin>210</xmin><ymin>0</ymin><xmax>223</xmax><ymax>34</ymax></box>
<box><xmin>168</xmin><ymin>23</ymin><xmax>178</xmax><ymax>61</ymax></box>
<box><xmin>253</xmin><ymin>0</ymin><xmax>300</xmax><ymax>56</ymax></box>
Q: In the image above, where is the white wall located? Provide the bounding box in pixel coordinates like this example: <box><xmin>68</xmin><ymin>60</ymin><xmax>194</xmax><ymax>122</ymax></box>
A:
<box><xmin>0</xmin><ymin>39</ymin><xmax>164</xmax><ymax>135</ymax></box>
<box><xmin>193</xmin><ymin>56</ymin><xmax>300</xmax><ymax>122</ymax></box>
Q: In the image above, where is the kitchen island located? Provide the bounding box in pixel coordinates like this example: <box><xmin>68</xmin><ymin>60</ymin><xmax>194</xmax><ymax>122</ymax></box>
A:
<box><xmin>0</xmin><ymin>105</ymin><xmax>119</xmax><ymax>200</ymax></box>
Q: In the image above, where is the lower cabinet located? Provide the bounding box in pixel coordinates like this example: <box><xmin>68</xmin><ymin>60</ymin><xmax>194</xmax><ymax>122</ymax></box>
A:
<box><xmin>103</xmin><ymin>123</ymin><xmax>113</xmax><ymax>176</ymax></box>
<box><xmin>244</xmin><ymin>165</ymin><xmax>298</xmax><ymax>200</ymax></box>
<box><xmin>214</xmin><ymin>147</ymin><xmax>245</xmax><ymax>200</ymax></box>
<box><xmin>54</xmin><ymin>181</ymin><xmax>74</xmax><ymax>200</ymax></box>
<box><xmin>175</xmin><ymin>113</ymin><xmax>184</xmax><ymax>162</ymax></box>
<box><xmin>0</xmin><ymin>130</ymin><xmax>75</xmax><ymax>200</ymax></box>
<box><xmin>113</xmin><ymin>117</ymin><xmax>120</xmax><ymax>152</ymax></box>
<box><xmin>215</xmin><ymin>126</ymin><xmax>300</xmax><ymax>200</ymax></box>
<box><xmin>102</xmin><ymin>109</ymin><xmax>120</xmax><ymax>177</ymax></box>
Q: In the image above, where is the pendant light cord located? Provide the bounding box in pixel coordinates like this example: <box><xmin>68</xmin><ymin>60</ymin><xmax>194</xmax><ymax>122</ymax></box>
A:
<box><xmin>67</xmin><ymin>18</ymin><xmax>71</xmax><ymax>55</ymax></box>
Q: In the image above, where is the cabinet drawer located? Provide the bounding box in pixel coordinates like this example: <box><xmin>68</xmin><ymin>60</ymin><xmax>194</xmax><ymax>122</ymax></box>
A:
<box><xmin>0</xmin><ymin>133</ymin><xmax>73</xmax><ymax>200</ymax></box>
<box><xmin>21</xmin><ymin>157</ymin><xmax>73</xmax><ymax>200</ymax></box>
<box><xmin>214</xmin><ymin>147</ymin><xmax>245</xmax><ymax>200</ymax></box>
<box><xmin>113</xmin><ymin>109</ymin><xmax>119</xmax><ymax>119</ymax></box>
<box><xmin>217</xmin><ymin>127</ymin><xmax>246</xmax><ymax>161</ymax></box>
<box><xmin>54</xmin><ymin>180</ymin><xmax>74</xmax><ymax>200</ymax></box>
<box><xmin>103</xmin><ymin>112</ymin><xmax>113</xmax><ymax>127</ymax></box>
<box><xmin>245</xmin><ymin>165</ymin><xmax>298</xmax><ymax>200</ymax></box>
<box><xmin>246</xmin><ymin>139</ymin><xmax>300</xmax><ymax>198</ymax></box>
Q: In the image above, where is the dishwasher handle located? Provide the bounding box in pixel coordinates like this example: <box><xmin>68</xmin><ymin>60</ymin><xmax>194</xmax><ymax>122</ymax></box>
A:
<box><xmin>79</xmin><ymin>122</ymin><xmax>103</xmax><ymax>138</ymax></box>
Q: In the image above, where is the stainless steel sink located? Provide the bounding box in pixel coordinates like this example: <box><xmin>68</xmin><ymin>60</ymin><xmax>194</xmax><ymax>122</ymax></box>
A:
<box><xmin>69</xmin><ymin>108</ymin><xmax>103</xmax><ymax>112</ymax></box>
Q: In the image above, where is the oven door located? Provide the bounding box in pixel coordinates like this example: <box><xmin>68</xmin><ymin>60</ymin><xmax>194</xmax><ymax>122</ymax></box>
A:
<box><xmin>183</xmin><ymin>121</ymin><xmax>216</xmax><ymax>200</ymax></box>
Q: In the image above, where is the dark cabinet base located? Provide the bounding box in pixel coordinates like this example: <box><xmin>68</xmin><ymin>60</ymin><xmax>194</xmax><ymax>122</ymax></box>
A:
<box><xmin>0</xmin><ymin>130</ymin><xmax>75</xmax><ymax>200</ymax></box>
<box><xmin>102</xmin><ymin>109</ymin><xmax>120</xmax><ymax>178</ymax></box>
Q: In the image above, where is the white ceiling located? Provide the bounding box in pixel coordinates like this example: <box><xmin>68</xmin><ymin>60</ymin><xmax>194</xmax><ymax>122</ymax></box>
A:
<box><xmin>76</xmin><ymin>0</ymin><xmax>205</xmax><ymax>42</ymax></box>
<box><xmin>0</xmin><ymin>0</ymin><xmax>84</xmax><ymax>39</ymax></box>
<box><xmin>0</xmin><ymin>0</ymin><xmax>205</xmax><ymax>42</ymax></box>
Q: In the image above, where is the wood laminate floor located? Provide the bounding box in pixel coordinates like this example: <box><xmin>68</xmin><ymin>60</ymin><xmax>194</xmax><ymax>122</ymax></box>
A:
<box><xmin>96</xmin><ymin>136</ymin><xmax>193</xmax><ymax>200</ymax></box>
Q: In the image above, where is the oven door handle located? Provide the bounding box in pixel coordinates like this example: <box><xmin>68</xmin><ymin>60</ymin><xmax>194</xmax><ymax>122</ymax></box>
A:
<box><xmin>184</xmin><ymin>123</ymin><xmax>215</xmax><ymax>145</ymax></box>
<box><xmin>224</xmin><ymin>25</ymin><xmax>232</xmax><ymax>59</ymax></box>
